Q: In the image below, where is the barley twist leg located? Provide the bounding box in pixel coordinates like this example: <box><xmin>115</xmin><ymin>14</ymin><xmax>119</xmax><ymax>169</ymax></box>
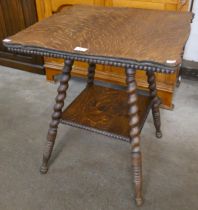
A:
<box><xmin>126</xmin><ymin>67</ymin><xmax>143</xmax><ymax>206</ymax></box>
<box><xmin>146</xmin><ymin>71</ymin><xmax>162</xmax><ymax>138</ymax></box>
<box><xmin>40</xmin><ymin>59</ymin><xmax>74</xmax><ymax>174</ymax></box>
<box><xmin>87</xmin><ymin>63</ymin><xmax>96</xmax><ymax>86</ymax></box>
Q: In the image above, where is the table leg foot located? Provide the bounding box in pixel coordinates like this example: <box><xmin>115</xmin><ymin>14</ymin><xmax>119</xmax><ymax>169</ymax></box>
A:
<box><xmin>132</xmin><ymin>151</ymin><xmax>143</xmax><ymax>207</ymax></box>
<box><xmin>40</xmin><ymin>131</ymin><xmax>56</xmax><ymax>173</ymax></box>
<box><xmin>135</xmin><ymin>197</ymin><xmax>143</xmax><ymax>206</ymax></box>
<box><xmin>156</xmin><ymin>131</ymin><xmax>162</xmax><ymax>138</ymax></box>
<box><xmin>40</xmin><ymin>165</ymin><xmax>48</xmax><ymax>174</ymax></box>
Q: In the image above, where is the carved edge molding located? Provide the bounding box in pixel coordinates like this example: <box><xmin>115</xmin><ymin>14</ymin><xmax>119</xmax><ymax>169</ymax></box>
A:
<box><xmin>3</xmin><ymin>43</ymin><xmax>177</xmax><ymax>74</ymax></box>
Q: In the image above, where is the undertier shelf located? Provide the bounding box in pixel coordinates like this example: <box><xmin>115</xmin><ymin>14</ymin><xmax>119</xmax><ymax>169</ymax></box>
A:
<box><xmin>61</xmin><ymin>85</ymin><xmax>152</xmax><ymax>142</ymax></box>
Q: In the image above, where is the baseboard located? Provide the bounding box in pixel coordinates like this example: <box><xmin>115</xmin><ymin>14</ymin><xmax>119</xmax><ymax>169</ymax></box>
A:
<box><xmin>181</xmin><ymin>60</ymin><xmax>198</xmax><ymax>80</ymax></box>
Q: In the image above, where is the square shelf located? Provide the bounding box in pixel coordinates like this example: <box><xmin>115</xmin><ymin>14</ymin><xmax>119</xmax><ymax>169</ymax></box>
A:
<box><xmin>61</xmin><ymin>85</ymin><xmax>152</xmax><ymax>142</ymax></box>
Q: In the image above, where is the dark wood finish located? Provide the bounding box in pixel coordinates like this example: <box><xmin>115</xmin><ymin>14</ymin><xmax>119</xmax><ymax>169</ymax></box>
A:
<box><xmin>3</xmin><ymin>5</ymin><xmax>192</xmax><ymax>206</ymax></box>
<box><xmin>0</xmin><ymin>0</ymin><xmax>43</xmax><ymax>73</ymax></box>
<box><xmin>4</xmin><ymin>5</ymin><xmax>192</xmax><ymax>67</ymax></box>
<box><xmin>147</xmin><ymin>71</ymin><xmax>162</xmax><ymax>138</ymax></box>
<box><xmin>126</xmin><ymin>68</ymin><xmax>143</xmax><ymax>206</ymax></box>
<box><xmin>61</xmin><ymin>85</ymin><xmax>151</xmax><ymax>141</ymax></box>
<box><xmin>40</xmin><ymin>59</ymin><xmax>73</xmax><ymax>174</ymax></box>
<box><xmin>87</xmin><ymin>63</ymin><xmax>96</xmax><ymax>86</ymax></box>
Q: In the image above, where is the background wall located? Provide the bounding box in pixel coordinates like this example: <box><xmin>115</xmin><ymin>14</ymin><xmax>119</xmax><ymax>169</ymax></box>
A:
<box><xmin>183</xmin><ymin>0</ymin><xmax>198</xmax><ymax>62</ymax></box>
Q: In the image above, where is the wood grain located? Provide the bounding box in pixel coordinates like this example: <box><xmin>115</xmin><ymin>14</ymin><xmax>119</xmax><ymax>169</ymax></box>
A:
<box><xmin>61</xmin><ymin>85</ymin><xmax>151</xmax><ymax>140</ymax></box>
<box><xmin>34</xmin><ymin>1</ymin><xmax>191</xmax><ymax>110</ymax></box>
<box><xmin>6</xmin><ymin>5</ymin><xmax>192</xmax><ymax>66</ymax></box>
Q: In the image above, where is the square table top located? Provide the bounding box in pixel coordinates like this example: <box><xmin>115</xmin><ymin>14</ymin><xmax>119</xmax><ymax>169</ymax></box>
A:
<box><xmin>3</xmin><ymin>5</ymin><xmax>192</xmax><ymax>72</ymax></box>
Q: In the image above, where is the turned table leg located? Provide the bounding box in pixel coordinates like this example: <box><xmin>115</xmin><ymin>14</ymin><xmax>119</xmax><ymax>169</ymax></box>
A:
<box><xmin>146</xmin><ymin>71</ymin><xmax>162</xmax><ymax>138</ymax></box>
<box><xmin>126</xmin><ymin>67</ymin><xmax>143</xmax><ymax>206</ymax></box>
<box><xmin>40</xmin><ymin>59</ymin><xmax>74</xmax><ymax>174</ymax></box>
<box><xmin>87</xmin><ymin>63</ymin><xmax>96</xmax><ymax>86</ymax></box>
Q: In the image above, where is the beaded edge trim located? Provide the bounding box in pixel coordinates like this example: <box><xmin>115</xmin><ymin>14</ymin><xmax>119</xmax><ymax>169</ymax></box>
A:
<box><xmin>60</xmin><ymin>120</ymin><xmax>130</xmax><ymax>142</ymax></box>
<box><xmin>4</xmin><ymin>43</ymin><xmax>177</xmax><ymax>74</ymax></box>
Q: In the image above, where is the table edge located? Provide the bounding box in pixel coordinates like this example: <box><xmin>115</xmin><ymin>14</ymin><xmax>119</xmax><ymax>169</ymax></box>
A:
<box><xmin>3</xmin><ymin>42</ymin><xmax>177</xmax><ymax>74</ymax></box>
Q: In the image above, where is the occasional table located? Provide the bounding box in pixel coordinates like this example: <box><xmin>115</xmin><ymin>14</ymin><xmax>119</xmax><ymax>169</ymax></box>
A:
<box><xmin>3</xmin><ymin>5</ymin><xmax>192</xmax><ymax>206</ymax></box>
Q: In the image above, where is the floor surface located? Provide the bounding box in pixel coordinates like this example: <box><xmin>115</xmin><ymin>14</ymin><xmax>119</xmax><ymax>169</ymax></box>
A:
<box><xmin>0</xmin><ymin>66</ymin><xmax>198</xmax><ymax>210</ymax></box>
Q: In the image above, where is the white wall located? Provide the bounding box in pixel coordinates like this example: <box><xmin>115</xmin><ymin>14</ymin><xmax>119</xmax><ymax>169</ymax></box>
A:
<box><xmin>183</xmin><ymin>0</ymin><xmax>198</xmax><ymax>61</ymax></box>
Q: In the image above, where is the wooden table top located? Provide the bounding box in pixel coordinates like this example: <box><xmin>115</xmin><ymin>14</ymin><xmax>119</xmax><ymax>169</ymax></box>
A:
<box><xmin>3</xmin><ymin>5</ymin><xmax>192</xmax><ymax>71</ymax></box>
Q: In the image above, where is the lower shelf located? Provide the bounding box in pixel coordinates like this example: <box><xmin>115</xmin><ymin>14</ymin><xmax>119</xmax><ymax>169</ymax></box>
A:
<box><xmin>61</xmin><ymin>85</ymin><xmax>152</xmax><ymax>142</ymax></box>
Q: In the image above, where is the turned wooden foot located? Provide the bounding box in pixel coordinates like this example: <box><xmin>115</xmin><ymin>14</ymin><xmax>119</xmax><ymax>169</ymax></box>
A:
<box><xmin>40</xmin><ymin>59</ymin><xmax>73</xmax><ymax>174</ymax></box>
<box><xmin>146</xmin><ymin>70</ymin><xmax>162</xmax><ymax>138</ymax></box>
<box><xmin>87</xmin><ymin>63</ymin><xmax>96</xmax><ymax>86</ymax></box>
<box><xmin>132</xmin><ymin>151</ymin><xmax>143</xmax><ymax>206</ymax></box>
<box><xmin>126</xmin><ymin>67</ymin><xmax>143</xmax><ymax>206</ymax></box>
<box><xmin>40</xmin><ymin>135</ymin><xmax>55</xmax><ymax>174</ymax></box>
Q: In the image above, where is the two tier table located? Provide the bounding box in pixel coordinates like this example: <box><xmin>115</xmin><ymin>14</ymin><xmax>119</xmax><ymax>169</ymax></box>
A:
<box><xmin>3</xmin><ymin>5</ymin><xmax>192</xmax><ymax>206</ymax></box>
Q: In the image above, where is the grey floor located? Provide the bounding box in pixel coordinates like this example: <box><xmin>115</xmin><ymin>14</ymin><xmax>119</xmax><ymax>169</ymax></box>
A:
<box><xmin>0</xmin><ymin>65</ymin><xmax>198</xmax><ymax>210</ymax></box>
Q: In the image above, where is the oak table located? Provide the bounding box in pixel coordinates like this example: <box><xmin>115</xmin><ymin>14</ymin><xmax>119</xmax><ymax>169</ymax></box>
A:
<box><xmin>3</xmin><ymin>5</ymin><xmax>192</xmax><ymax>206</ymax></box>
